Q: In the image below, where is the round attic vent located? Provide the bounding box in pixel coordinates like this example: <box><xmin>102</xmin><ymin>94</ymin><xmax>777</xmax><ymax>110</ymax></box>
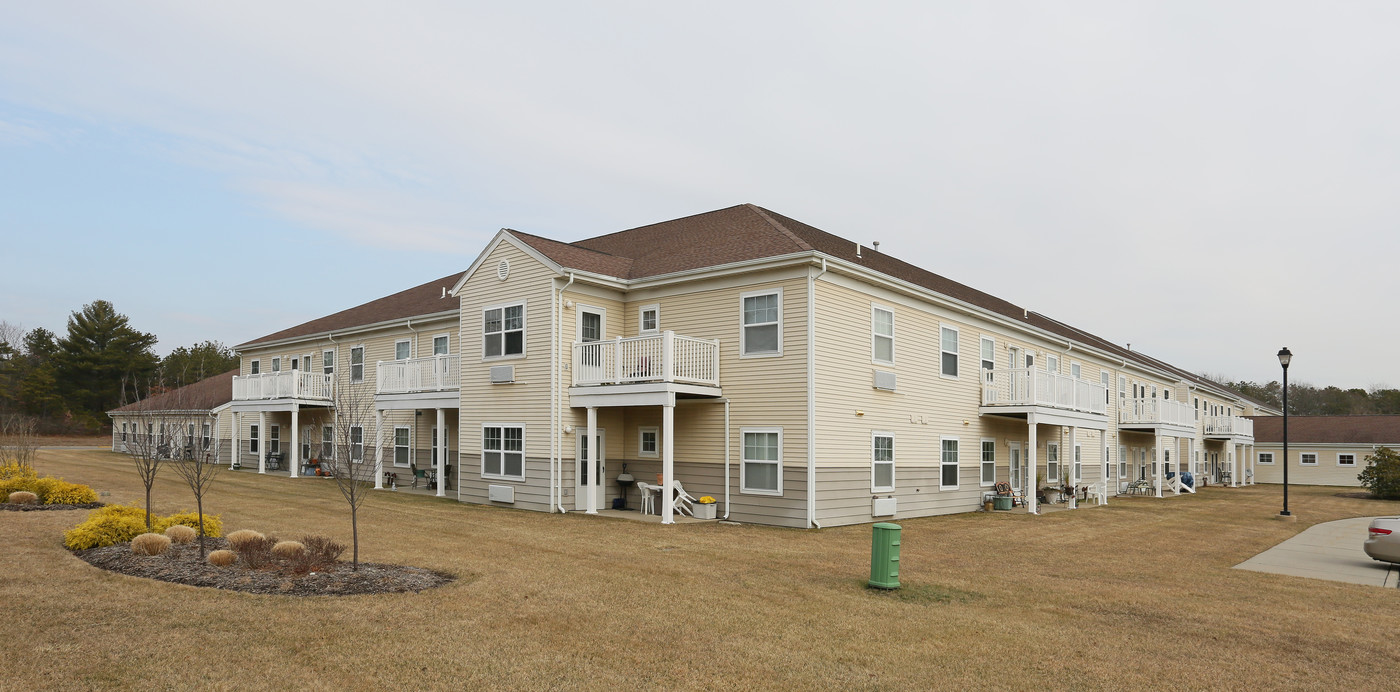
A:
<box><xmin>497</xmin><ymin>260</ymin><xmax>510</xmax><ymax>281</ymax></box>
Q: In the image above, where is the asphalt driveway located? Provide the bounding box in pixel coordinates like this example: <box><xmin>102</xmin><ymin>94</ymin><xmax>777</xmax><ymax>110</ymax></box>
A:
<box><xmin>1235</xmin><ymin>516</ymin><xmax>1398</xmax><ymax>587</ymax></box>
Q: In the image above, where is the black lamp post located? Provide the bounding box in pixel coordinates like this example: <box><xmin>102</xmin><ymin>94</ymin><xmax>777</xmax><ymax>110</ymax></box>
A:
<box><xmin>1278</xmin><ymin>347</ymin><xmax>1292</xmax><ymax>517</ymax></box>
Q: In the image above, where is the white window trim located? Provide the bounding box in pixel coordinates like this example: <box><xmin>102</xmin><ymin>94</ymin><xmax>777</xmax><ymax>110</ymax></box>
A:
<box><xmin>322</xmin><ymin>349</ymin><xmax>335</xmax><ymax>376</ymax></box>
<box><xmin>871</xmin><ymin>431</ymin><xmax>895</xmax><ymax>493</ymax></box>
<box><xmin>1300</xmin><ymin>452</ymin><xmax>1318</xmax><ymax>466</ymax></box>
<box><xmin>350</xmin><ymin>345</ymin><xmax>365</xmax><ymax>384</ymax></box>
<box><xmin>739</xmin><ymin>288</ymin><xmax>783</xmax><ymax>358</ymax></box>
<box><xmin>250</xmin><ymin>424</ymin><xmax>259</xmax><ymax>454</ymax></box>
<box><xmin>740</xmin><ymin>426</ymin><xmax>783</xmax><ymax>495</ymax></box>
<box><xmin>481</xmin><ymin>422</ymin><xmax>526</xmax><ymax>482</ymax></box>
<box><xmin>395</xmin><ymin>338</ymin><xmax>412</xmax><ymax>362</ymax></box>
<box><xmin>483</xmin><ymin>301</ymin><xmax>527</xmax><ymax>361</ymax></box>
<box><xmin>638</xmin><ymin>304</ymin><xmax>660</xmax><ymax>334</ymax></box>
<box><xmin>269</xmin><ymin>425</ymin><xmax>280</xmax><ymax>454</ymax></box>
<box><xmin>1073</xmin><ymin>443</ymin><xmax>1083</xmax><ymax>483</ymax></box>
<box><xmin>638</xmin><ymin>426</ymin><xmax>659</xmax><ymax>458</ymax></box>
<box><xmin>250</xmin><ymin>359</ymin><xmax>260</xmax><ymax>375</ymax></box>
<box><xmin>1046</xmin><ymin>442</ymin><xmax>1060</xmax><ymax>484</ymax></box>
<box><xmin>1338</xmin><ymin>453</ymin><xmax>1356</xmax><ymax>467</ymax></box>
<box><xmin>350</xmin><ymin>424</ymin><xmax>364</xmax><ymax>462</ymax></box>
<box><xmin>980</xmin><ymin>437</ymin><xmax>997</xmax><ymax>487</ymax></box>
<box><xmin>939</xmin><ymin>436</ymin><xmax>960</xmax><ymax>491</ymax></box>
<box><xmin>393</xmin><ymin>425</ymin><xmax>412</xmax><ymax>468</ymax></box>
<box><xmin>271</xmin><ymin>356</ymin><xmax>281</xmax><ymax>372</ymax></box>
<box><xmin>1118</xmin><ymin>445</ymin><xmax>1127</xmax><ymax>479</ymax></box>
<box><xmin>980</xmin><ymin>336</ymin><xmax>995</xmax><ymax>376</ymax></box>
<box><xmin>322</xmin><ymin>424</ymin><xmax>334</xmax><ymax>461</ymax></box>
<box><xmin>1071</xmin><ymin>363</ymin><xmax>1081</xmax><ymax>379</ymax></box>
<box><xmin>432</xmin><ymin>333</ymin><xmax>451</xmax><ymax>356</ymax></box>
<box><xmin>871</xmin><ymin>304</ymin><xmax>895</xmax><ymax>365</ymax></box>
<box><xmin>1258</xmin><ymin>451</ymin><xmax>1275</xmax><ymax>465</ymax></box>
<box><xmin>939</xmin><ymin>324</ymin><xmax>959</xmax><ymax>379</ymax></box>
<box><xmin>576</xmin><ymin>303</ymin><xmax>607</xmax><ymax>343</ymax></box>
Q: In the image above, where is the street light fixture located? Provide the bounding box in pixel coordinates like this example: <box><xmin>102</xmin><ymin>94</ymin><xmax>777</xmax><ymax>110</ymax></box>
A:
<box><xmin>1278</xmin><ymin>347</ymin><xmax>1292</xmax><ymax>517</ymax></box>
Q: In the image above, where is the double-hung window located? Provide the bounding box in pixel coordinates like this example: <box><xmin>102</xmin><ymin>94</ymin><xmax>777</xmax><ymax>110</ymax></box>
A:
<box><xmin>639</xmin><ymin>305</ymin><xmax>659</xmax><ymax>333</ymax></box>
<box><xmin>433</xmin><ymin>335</ymin><xmax>449</xmax><ymax>355</ymax></box>
<box><xmin>350</xmin><ymin>425</ymin><xmax>364</xmax><ymax>462</ymax></box>
<box><xmin>1071</xmin><ymin>363</ymin><xmax>1081</xmax><ymax>379</ymax></box>
<box><xmin>940</xmin><ymin>437</ymin><xmax>960</xmax><ymax>490</ymax></box>
<box><xmin>1073</xmin><ymin>444</ymin><xmax>1082</xmax><ymax>482</ymax></box>
<box><xmin>872</xmin><ymin>305</ymin><xmax>894</xmax><ymax>364</ymax></box>
<box><xmin>1300</xmin><ymin>452</ymin><xmax>1318</xmax><ymax>466</ymax></box>
<box><xmin>1047</xmin><ymin>443</ymin><xmax>1059</xmax><ymax>483</ymax></box>
<box><xmin>482</xmin><ymin>424</ymin><xmax>525</xmax><ymax>480</ymax></box>
<box><xmin>394</xmin><ymin>426</ymin><xmax>411</xmax><ymax>466</ymax></box>
<box><xmin>980</xmin><ymin>439</ymin><xmax>996</xmax><ymax>486</ymax></box>
<box><xmin>638</xmin><ymin>427</ymin><xmax>658</xmax><ymax>458</ymax></box>
<box><xmin>250</xmin><ymin>359</ymin><xmax>260</xmax><ymax>375</ymax></box>
<box><xmin>1101</xmin><ymin>372</ymin><xmax>1111</xmax><ymax>404</ymax></box>
<box><xmin>1046</xmin><ymin>354</ymin><xmax>1058</xmax><ymax>374</ymax></box>
<box><xmin>1118</xmin><ymin>445</ymin><xmax>1127</xmax><ymax>479</ymax></box>
<box><xmin>269</xmin><ymin>425</ymin><xmax>280</xmax><ymax>454</ymax></box>
<box><xmin>980</xmin><ymin>338</ymin><xmax>994</xmax><ymax>383</ymax></box>
<box><xmin>1258</xmin><ymin>452</ymin><xmax>1274</xmax><ymax>464</ymax></box>
<box><xmin>201</xmin><ymin>423</ymin><xmax>211</xmax><ymax>450</ymax></box>
<box><xmin>350</xmin><ymin>346</ymin><xmax>365</xmax><ymax>383</ymax></box>
<box><xmin>1338</xmin><ymin>453</ymin><xmax>1356</xmax><ymax>466</ymax></box>
<box><xmin>940</xmin><ymin>325</ymin><xmax>959</xmax><ymax>377</ymax></box>
<box><xmin>250</xmin><ymin>425</ymin><xmax>259</xmax><ymax>454</ymax></box>
<box><xmin>395</xmin><ymin>339</ymin><xmax>411</xmax><ymax>361</ymax></box>
<box><xmin>741</xmin><ymin>290</ymin><xmax>781</xmax><ymax>357</ymax></box>
<box><xmin>322</xmin><ymin>425</ymin><xmax>334</xmax><ymax>460</ymax></box>
<box><xmin>484</xmin><ymin>303</ymin><xmax>525</xmax><ymax>358</ymax></box>
<box><xmin>872</xmin><ymin>433</ymin><xmax>894</xmax><ymax>492</ymax></box>
<box><xmin>322</xmin><ymin>349</ymin><xmax>334</xmax><ymax>376</ymax></box>
<box><xmin>741</xmin><ymin>428</ymin><xmax>782</xmax><ymax>494</ymax></box>
<box><xmin>271</xmin><ymin>357</ymin><xmax>281</xmax><ymax>372</ymax></box>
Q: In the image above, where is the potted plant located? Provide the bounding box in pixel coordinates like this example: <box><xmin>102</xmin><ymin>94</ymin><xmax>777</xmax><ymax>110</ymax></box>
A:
<box><xmin>694</xmin><ymin>495</ymin><xmax>718</xmax><ymax>520</ymax></box>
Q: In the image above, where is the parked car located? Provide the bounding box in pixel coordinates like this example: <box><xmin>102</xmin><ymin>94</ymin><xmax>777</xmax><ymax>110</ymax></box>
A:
<box><xmin>1363</xmin><ymin>517</ymin><xmax>1400</xmax><ymax>564</ymax></box>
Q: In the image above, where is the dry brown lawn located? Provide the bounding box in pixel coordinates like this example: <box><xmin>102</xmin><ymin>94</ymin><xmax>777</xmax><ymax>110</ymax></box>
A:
<box><xmin>6</xmin><ymin>449</ymin><xmax>1400</xmax><ymax>690</ymax></box>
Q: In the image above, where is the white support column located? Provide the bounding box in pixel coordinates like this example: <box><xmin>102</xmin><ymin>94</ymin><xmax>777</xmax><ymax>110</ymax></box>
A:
<box><xmin>374</xmin><ymin>410</ymin><xmax>384</xmax><ymax>490</ymax></box>
<box><xmin>662</xmin><ymin>401</ymin><xmax>675</xmax><ymax>524</ymax></box>
<box><xmin>1154</xmin><ymin>430</ymin><xmax>1163</xmax><ymax>498</ymax></box>
<box><xmin>289</xmin><ymin>407</ymin><xmax>300</xmax><ymax>478</ymax></box>
<box><xmin>1101</xmin><ymin>431</ymin><xmax>1109</xmax><ymax>506</ymax></box>
<box><xmin>1190</xmin><ymin>437</ymin><xmax>1197</xmax><ymax>482</ymax></box>
<box><xmin>1068</xmin><ymin>425</ymin><xmax>1078</xmax><ymax>509</ymax></box>
<box><xmin>1026</xmin><ymin>415</ymin><xmax>1038</xmax><ymax>515</ymax></box>
<box><xmin>230</xmin><ymin>411</ymin><xmax>240</xmax><ymax>470</ymax></box>
<box><xmin>1231</xmin><ymin>445</ymin><xmax>1239</xmax><ymax>487</ymax></box>
<box><xmin>1249</xmin><ymin>444</ymin><xmax>1255</xmax><ymax>485</ymax></box>
<box><xmin>258</xmin><ymin>411</ymin><xmax>268</xmax><ymax>474</ymax></box>
<box><xmin>436</xmin><ymin>407</ymin><xmax>446</xmax><ymax>498</ymax></box>
<box><xmin>586</xmin><ymin>406</ymin><xmax>598</xmax><ymax>515</ymax></box>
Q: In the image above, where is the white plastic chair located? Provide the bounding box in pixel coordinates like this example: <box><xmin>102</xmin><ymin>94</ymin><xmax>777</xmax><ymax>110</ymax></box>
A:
<box><xmin>636</xmin><ymin>482</ymin><xmax>659</xmax><ymax>515</ymax></box>
<box><xmin>671</xmin><ymin>480</ymin><xmax>698</xmax><ymax>516</ymax></box>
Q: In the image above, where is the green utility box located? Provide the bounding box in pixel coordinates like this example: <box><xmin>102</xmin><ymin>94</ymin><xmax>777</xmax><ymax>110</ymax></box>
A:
<box><xmin>993</xmin><ymin>496</ymin><xmax>1014</xmax><ymax>511</ymax></box>
<box><xmin>869</xmin><ymin>522</ymin><xmax>901</xmax><ymax>590</ymax></box>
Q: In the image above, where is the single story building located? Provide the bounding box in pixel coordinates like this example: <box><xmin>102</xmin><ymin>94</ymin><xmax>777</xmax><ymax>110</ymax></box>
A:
<box><xmin>1249</xmin><ymin>415</ymin><xmax>1400</xmax><ymax>487</ymax></box>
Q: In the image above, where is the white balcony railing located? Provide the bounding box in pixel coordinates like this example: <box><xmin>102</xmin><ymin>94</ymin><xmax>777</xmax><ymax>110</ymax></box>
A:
<box><xmin>232</xmin><ymin>371</ymin><xmax>334</xmax><ymax>401</ymax></box>
<box><xmin>980</xmin><ymin>367</ymin><xmax>1108</xmax><ymax>415</ymax></box>
<box><xmin>1119</xmin><ymin>397</ymin><xmax>1196</xmax><ymax>427</ymax></box>
<box><xmin>1204</xmin><ymin>415</ymin><xmax>1254</xmax><ymax>438</ymax></box>
<box><xmin>377</xmin><ymin>354</ymin><xmax>460</xmax><ymax>394</ymax></box>
<box><xmin>572</xmin><ymin>331</ymin><xmax>719</xmax><ymax>387</ymax></box>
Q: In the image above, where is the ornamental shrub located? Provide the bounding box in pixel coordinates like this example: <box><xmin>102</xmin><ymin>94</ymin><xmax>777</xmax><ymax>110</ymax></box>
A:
<box><xmin>39</xmin><ymin>479</ymin><xmax>99</xmax><ymax>505</ymax></box>
<box><xmin>272</xmin><ymin>540</ymin><xmax>305</xmax><ymax>560</ymax></box>
<box><xmin>1359</xmin><ymin>447</ymin><xmax>1400</xmax><ymax>500</ymax></box>
<box><xmin>231</xmin><ymin>533</ymin><xmax>279</xmax><ymax>569</ymax></box>
<box><xmin>7</xmin><ymin>490</ymin><xmax>37</xmax><ymax>505</ymax></box>
<box><xmin>0</xmin><ymin>464</ymin><xmax>97</xmax><ymax>505</ymax></box>
<box><xmin>299</xmin><ymin>535</ymin><xmax>345</xmax><ymax>568</ymax></box>
<box><xmin>0</xmin><ymin>462</ymin><xmax>36</xmax><ymax>481</ymax></box>
<box><xmin>131</xmin><ymin>532</ymin><xmax>171</xmax><ymax>556</ymax></box>
<box><xmin>226</xmin><ymin>529</ymin><xmax>265</xmax><ymax>551</ymax></box>
<box><xmin>164</xmin><ymin>524</ymin><xmax>197</xmax><ymax>544</ymax></box>
<box><xmin>64</xmin><ymin>505</ymin><xmax>149</xmax><ymax>550</ymax></box>
<box><xmin>154</xmin><ymin>511</ymin><xmax>223</xmax><ymax>538</ymax></box>
<box><xmin>207</xmin><ymin>550</ymin><xmax>236</xmax><ymax>567</ymax></box>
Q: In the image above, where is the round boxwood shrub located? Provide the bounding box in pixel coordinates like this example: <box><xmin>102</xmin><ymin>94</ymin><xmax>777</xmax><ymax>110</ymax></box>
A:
<box><xmin>131</xmin><ymin>532</ymin><xmax>172</xmax><ymax>556</ymax></box>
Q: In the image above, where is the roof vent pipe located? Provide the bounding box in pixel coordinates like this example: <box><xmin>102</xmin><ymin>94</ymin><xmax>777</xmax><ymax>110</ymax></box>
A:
<box><xmin>855</xmin><ymin>241</ymin><xmax>862</xmax><ymax>258</ymax></box>
<box><xmin>872</xmin><ymin>241</ymin><xmax>880</xmax><ymax>252</ymax></box>
<box><xmin>441</xmin><ymin>287</ymin><xmax>446</xmax><ymax>298</ymax></box>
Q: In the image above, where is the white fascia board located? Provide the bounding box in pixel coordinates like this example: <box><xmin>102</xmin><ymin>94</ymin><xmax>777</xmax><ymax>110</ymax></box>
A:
<box><xmin>235</xmin><ymin>310</ymin><xmax>459</xmax><ymax>354</ymax></box>
<box><xmin>451</xmin><ymin>230</ymin><xmax>565</xmax><ymax>296</ymax></box>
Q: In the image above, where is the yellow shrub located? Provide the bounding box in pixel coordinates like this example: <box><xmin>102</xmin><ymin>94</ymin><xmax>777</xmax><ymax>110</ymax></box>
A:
<box><xmin>154</xmin><ymin>511</ymin><xmax>223</xmax><ymax>538</ymax></box>
<box><xmin>0</xmin><ymin>462</ymin><xmax>37</xmax><ymax>481</ymax></box>
<box><xmin>40</xmin><ymin>479</ymin><xmax>99</xmax><ymax>505</ymax></box>
<box><xmin>63</xmin><ymin>505</ymin><xmax>150</xmax><ymax>550</ymax></box>
<box><xmin>0</xmin><ymin>466</ymin><xmax>97</xmax><ymax>505</ymax></box>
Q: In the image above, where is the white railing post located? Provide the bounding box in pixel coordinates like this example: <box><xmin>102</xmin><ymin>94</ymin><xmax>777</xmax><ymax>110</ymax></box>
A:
<box><xmin>663</xmin><ymin>330</ymin><xmax>675</xmax><ymax>383</ymax></box>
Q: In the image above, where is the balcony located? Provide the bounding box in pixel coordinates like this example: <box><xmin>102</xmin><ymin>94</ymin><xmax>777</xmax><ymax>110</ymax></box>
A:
<box><xmin>1203</xmin><ymin>415</ymin><xmax>1254</xmax><ymax>439</ymax></box>
<box><xmin>980</xmin><ymin>367</ymin><xmax>1108</xmax><ymax>425</ymax></box>
<box><xmin>1119</xmin><ymin>397</ymin><xmax>1196</xmax><ymax>432</ymax></box>
<box><xmin>377</xmin><ymin>354</ymin><xmax>460</xmax><ymax>394</ymax></box>
<box><xmin>572</xmin><ymin>331</ymin><xmax>719</xmax><ymax>388</ymax></box>
<box><xmin>232</xmin><ymin>371</ymin><xmax>333</xmax><ymax>402</ymax></box>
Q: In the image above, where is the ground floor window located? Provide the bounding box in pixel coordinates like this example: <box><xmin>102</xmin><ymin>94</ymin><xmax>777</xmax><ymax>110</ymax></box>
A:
<box><xmin>350</xmin><ymin>425</ymin><xmax>364</xmax><ymax>462</ymax></box>
<box><xmin>202</xmin><ymin>423</ymin><xmax>211</xmax><ymax>450</ymax></box>
<box><xmin>1118</xmin><ymin>445</ymin><xmax>1126</xmax><ymax>479</ymax></box>
<box><xmin>1338</xmin><ymin>453</ymin><xmax>1355</xmax><ymax>466</ymax></box>
<box><xmin>394</xmin><ymin>426</ymin><xmax>410</xmax><ymax>466</ymax></box>
<box><xmin>121</xmin><ymin>422</ymin><xmax>128</xmax><ymax>441</ymax></box>
<box><xmin>1258</xmin><ymin>452</ymin><xmax>1274</xmax><ymax>464</ymax></box>
<box><xmin>1073</xmin><ymin>444</ymin><xmax>1082</xmax><ymax>483</ymax></box>
<box><xmin>482</xmin><ymin>424</ymin><xmax>524</xmax><ymax>480</ymax></box>
<box><xmin>250</xmin><ymin>425</ymin><xmax>260</xmax><ymax>454</ymax></box>
<box><xmin>1046</xmin><ymin>443</ymin><xmax>1059</xmax><ymax>484</ymax></box>
<box><xmin>269</xmin><ymin>425</ymin><xmax>280</xmax><ymax>454</ymax></box>
<box><xmin>741</xmin><ymin>428</ymin><xmax>782</xmax><ymax>495</ymax></box>
<box><xmin>981</xmin><ymin>439</ymin><xmax>996</xmax><ymax>486</ymax></box>
<box><xmin>872</xmin><ymin>433</ymin><xmax>894</xmax><ymax>492</ymax></box>
<box><xmin>1300</xmin><ymin>452</ymin><xmax>1318</xmax><ymax>466</ymax></box>
<box><xmin>940</xmin><ymin>437</ymin><xmax>959</xmax><ymax>490</ymax></box>
<box><xmin>322</xmin><ymin>425</ymin><xmax>334</xmax><ymax>460</ymax></box>
<box><xmin>639</xmin><ymin>426</ymin><xmax>658</xmax><ymax>458</ymax></box>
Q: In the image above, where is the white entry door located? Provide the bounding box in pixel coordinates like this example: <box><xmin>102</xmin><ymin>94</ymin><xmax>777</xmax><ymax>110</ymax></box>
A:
<box><xmin>1009</xmin><ymin>442</ymin><xmax>1022</xmax><ymax>491</ymax></box>
<box><xmin>574</xmin><ymin>430</ymin><xmax>605</xmax><ymax>511</ymax></box>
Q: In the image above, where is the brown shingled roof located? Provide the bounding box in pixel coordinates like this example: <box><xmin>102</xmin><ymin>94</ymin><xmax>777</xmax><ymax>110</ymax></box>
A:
<box><xmin>1249</xmin><ymin>415</ymin><xmax>1400</xmax><ymax>445</ymax></box>
<box><xmin>518</xmin><ymin>203</ymin><xmax>1266</xmax><ymax>407</ymax></box>
<box><xmin>236</xmin><ymin>273</ymin><xmax>462</xmax><ymax>349</ymax></box>
<box><xmin>109</xmin><ymin>369</ymin><xmax>237</xmax><ymax>414</ymax></box>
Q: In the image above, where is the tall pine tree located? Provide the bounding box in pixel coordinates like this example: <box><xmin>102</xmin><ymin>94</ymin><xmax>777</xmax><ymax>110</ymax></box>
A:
<box><xmin>55</xmin><ymin>301</ymin><xmax>158</xmax><ymax>423</ymax></box>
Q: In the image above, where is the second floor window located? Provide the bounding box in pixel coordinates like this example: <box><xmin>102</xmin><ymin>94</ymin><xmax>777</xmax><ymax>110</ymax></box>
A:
<box><xmin>872</xmin><ymin>306</ymin><xmax>894</xmax><ymax>364</ymax></box>
<box><xmin>396</xmin><ymin>340</ymin><xmax>411</xmax><ymax>361</ymax></box>
<box><xmin>741</xmin><ymin>290</ymin><xmax>781</xmax><ymax>356</ymax></box>
<box><xmin>323</xmin><ymin>350</ymin><xmax>334</xmax><ymax>376</ymax></box>
<box><xmin>433</xmin><ymin>335</ymin><xmax>449</xmax><ymax>355</ymax></box>
<box><xmin>271</xmin><ymin>357</ymin><xmax>281</xmax><ymax>372</ymax></box>
<box><xmin>485</xmin><ymin>303</ymin><xmax>525</xmax><ymax>358</ymax></box>
<box><xmin>350</xmin><ymin>346</ymin><xmax>365</xmax><ymax>383</ymax></box>
<box><xmin>250</xmin><ymin>359</ymin><xmax>260</xmax><ymax>375</ymax></box>
<box><xmin>640</xmin><ymin>305</ymin><xmax>659</xmax><ymax>333</ymax></box>
<box><xmin>940</xmin><ymin>326</ymin><xmax>959</xmax><ymax>377</ymax></box>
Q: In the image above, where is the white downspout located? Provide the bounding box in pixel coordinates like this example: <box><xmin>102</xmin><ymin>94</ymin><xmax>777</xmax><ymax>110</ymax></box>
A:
<box><xmin>807</xmin><ymin>258</ymin><xmax>827</xmax><ymax>529</ymax></box>
<box><xmin>406</xmin><ymin>318</ymin><xmax>418</xmax><ymax>357</ymax></box>
<box><xmin>723</xmin><ymin>398</ymin><xmax>731</xmax><ymax>520</ymax></box>
<box><xmin>555</xmin><ymin>272</ymin><xmax>575</xmax><ymax>513</ymax></box>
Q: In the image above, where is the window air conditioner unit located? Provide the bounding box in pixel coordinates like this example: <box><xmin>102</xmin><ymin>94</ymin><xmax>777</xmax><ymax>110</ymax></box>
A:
<box><xmin>873</xmin><ymin>370</ymin><xmax>896</xmax><ymax>391</ymax></box>
<box><xmin>490</xmin><ymin>365</ymin><xmax>515</xmax><ymax>384</ymax></box>
<box><xmin>488</xmin><ymin>484</ymin><xmax>515</xmax><ymax>503</ymax></box>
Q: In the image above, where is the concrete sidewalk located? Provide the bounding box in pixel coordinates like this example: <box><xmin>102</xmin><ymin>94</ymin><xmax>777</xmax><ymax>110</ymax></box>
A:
<box><xmin>1235</xmin><ymin>517</ymin><xmax>1398</xmax><ymax>587</ymax></box>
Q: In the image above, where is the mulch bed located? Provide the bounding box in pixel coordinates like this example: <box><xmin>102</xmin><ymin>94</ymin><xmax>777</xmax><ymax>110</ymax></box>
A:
<box><xmin>73</xmin><ymin>538</ymin><xmax>454</xmax><ymax>596</ymax></box>
<box><xmin>1</xmin><ymin>502</ymin><xmax>105</xmax><ymax>512</ymax></box>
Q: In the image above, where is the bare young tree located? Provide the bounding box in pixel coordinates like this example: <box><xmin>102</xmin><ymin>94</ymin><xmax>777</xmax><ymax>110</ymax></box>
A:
<box><xmin>0</xmin><ymin>414</ymin><xmax>40</xmax><ymax>469</ymax></box>
<box><xmin>118</xmin><ymin>376</ymin><xmax>167</xmax><ymax>531</ymax></box>
<box><xmin>323</xmin><ymin>370</ymin><xmax>376</xmax><ymax>571</ymax></box>
<box><xmin>166</xmin><ymin>408</ymin><xmax>223</xmax><ymax>558</ymax></box>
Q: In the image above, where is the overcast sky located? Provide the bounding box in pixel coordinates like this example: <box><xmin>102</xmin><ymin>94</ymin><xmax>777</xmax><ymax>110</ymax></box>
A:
<box><xmin>1</xmin><ymin>2</ymin><xmax>1395</xmax><ymax>389</ymax></box>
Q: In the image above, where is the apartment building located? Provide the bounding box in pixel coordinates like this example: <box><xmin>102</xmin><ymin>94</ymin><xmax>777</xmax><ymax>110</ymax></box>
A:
<box><xmin>1250</xmin><ymin>415</ymin><xmax>1400</xmax><ymax>487</ymax></box>
<box><xmin>109</xmin><ymin>369</ymin><xmax>237</xmax><ymax>462</ymax></box>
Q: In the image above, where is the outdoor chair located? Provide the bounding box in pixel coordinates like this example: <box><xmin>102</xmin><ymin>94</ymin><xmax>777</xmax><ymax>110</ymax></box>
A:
<box><xmin>993</xmin><ymin>481</ymin><xmax>1025</xmax><ymax>507</ymax></box>
<box><xmin>636</xmin><ymin>481</ymin><xmax>659</xmax><ymax>515</ymax></box>
<box><xmin>671</xmin><ymin>480</ymin><xmax>698</xmax><ymax>516</ymax></box>
<box><xmin>411</xmin><ymin>466</ymin><xmax>428</xmax><ymax>489</ymax></box>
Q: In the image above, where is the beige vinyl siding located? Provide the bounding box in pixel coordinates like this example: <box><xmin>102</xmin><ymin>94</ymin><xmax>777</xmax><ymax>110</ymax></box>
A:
<box><xmin>1252</xmin><ymin>444</ymin><xmax>1380</xmax><ymax>486</ymax></box>
<box><xmin>457</xmin><ymin>241</ymin><xmax>558</xmax><ymax>512</ymax></box>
